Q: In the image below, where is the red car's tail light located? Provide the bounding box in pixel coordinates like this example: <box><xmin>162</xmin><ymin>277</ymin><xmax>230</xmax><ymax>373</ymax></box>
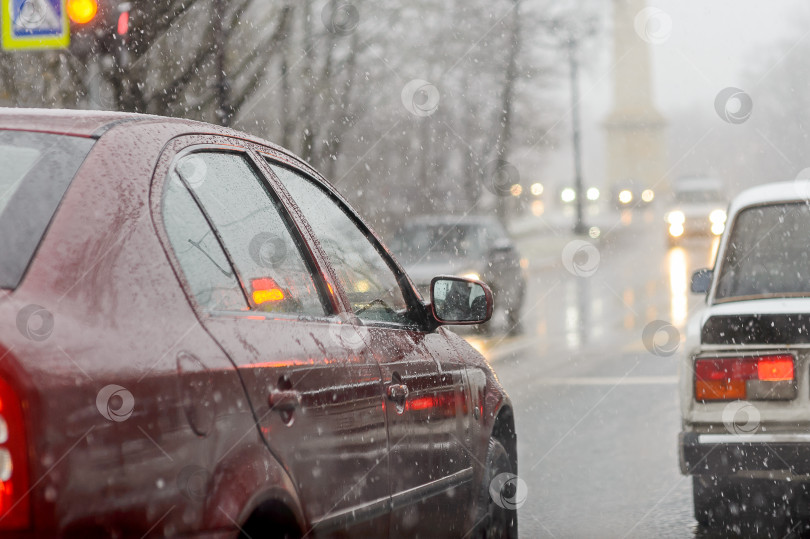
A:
<box><xmin>0</xmin><ymin>378</ymin><xmax>29</xmax><ymax>530</ymax></box>
<box><xmin>695</xmin><ymin>354</ymin><xmax>795</xmax><ymax>401</ymax></box>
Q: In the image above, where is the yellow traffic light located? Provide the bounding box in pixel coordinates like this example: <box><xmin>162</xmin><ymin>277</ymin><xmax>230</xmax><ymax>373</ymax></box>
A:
<box><xmin>67</xmin><ymin>0</ymin><xmax>99</xmax><ymax>24</ymax></box>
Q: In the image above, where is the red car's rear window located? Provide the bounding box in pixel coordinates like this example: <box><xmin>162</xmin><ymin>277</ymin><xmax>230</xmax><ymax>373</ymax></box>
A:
<box><xmin>0</xmin><ymin>130</ymin><xmax>95</xmax><ymax>289</ymax></box>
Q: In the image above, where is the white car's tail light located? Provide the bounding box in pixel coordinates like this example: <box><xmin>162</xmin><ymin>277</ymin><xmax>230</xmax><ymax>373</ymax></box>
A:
<box><xmin>0</xmin><ymin>378</ymin><xmax>29</xmax><ymax>530</ymax></box>
<box><xmin>695</xmin><ymin>354</ymin><xmax>795</xmax><ymax>401</ymax></box>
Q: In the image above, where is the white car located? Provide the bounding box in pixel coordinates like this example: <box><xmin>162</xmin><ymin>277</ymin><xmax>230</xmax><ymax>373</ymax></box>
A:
<box><xmin>680</xmin><ymin>180</ymin><xmax>810</xmax><ymax>528</ymax></box>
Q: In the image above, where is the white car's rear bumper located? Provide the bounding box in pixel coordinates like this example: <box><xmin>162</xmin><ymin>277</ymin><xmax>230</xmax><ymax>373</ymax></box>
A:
<box><xmin>680</xmin><ymin>431</ymin><xmax>810</xmax><ymax>476</ymax></box>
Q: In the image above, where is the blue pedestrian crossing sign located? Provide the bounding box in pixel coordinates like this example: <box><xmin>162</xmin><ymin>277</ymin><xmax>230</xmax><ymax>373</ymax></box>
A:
<box><xmin>2</xmin><ymin>0</ymin><xmax>70</xmax><ymax>50</ymax></box>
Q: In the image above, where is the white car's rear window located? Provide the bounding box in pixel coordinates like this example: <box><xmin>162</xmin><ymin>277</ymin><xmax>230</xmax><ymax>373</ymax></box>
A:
<box><xmin>716</xmin><ymin>202</ymin><xmax>810</xmax><ymax>300</ymax></box>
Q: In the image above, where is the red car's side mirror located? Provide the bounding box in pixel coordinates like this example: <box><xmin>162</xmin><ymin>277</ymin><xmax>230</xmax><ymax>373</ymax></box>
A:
<box><xmin>430</xmin><ymin>275</ymin><xmax>493</xmax><ymax>325</ymax></box>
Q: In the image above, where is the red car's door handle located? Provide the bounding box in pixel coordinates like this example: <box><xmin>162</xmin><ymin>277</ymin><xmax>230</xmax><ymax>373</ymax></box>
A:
<box><xmin>268</xmin><ymin>390</ymin><xmax>302</xmax><ymax>412</ymax></box>
<box><xmin>386</xmin><ymin>384</ymin><xmax>409</xmax><ymax>402</ymax></box>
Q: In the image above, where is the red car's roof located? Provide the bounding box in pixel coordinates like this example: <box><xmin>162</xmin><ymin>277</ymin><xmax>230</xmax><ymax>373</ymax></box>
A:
<box><xmin>0</xmin><ymin>107</ymin><xmax>327</xmax><ymax>181</ymax></box>
<box><xmin>0</xmin><ymin>108</ymin><xmax>268</xmax><ymax>143</ymax></box>
<box><xmin>0</xmin><ymin>108</ymin><xmax>151</xmax><ymax>137</ymax></box>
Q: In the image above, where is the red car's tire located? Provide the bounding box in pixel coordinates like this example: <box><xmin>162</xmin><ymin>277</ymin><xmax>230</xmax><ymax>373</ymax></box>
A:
<box><xmin>473</xmin><ymin>438</ymin><xmax>518</xmax><ymax>539</ymax></box>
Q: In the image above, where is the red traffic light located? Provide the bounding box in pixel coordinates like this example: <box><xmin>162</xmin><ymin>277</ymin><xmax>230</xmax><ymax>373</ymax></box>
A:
<box><xmin>117</xmin><ymin>11</ymin><xmax>129</xmax><ymax>35</ymax></box>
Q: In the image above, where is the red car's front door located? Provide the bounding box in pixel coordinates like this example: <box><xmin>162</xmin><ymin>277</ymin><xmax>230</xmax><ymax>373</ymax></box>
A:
<box><xmin>267</xmin><ymin>162</ymin><xmax>476</xmax><ymax>537</ymax></box>
<box><xmin>366</xmin><ymin>327</ymin><xmax>475</xmax><ymax>537</ymax></box>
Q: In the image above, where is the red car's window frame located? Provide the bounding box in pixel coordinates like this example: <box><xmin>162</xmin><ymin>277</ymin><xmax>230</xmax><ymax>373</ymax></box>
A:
<box><xmin>152</xmin><ymin>139</ymin><xmax>337</xmax><ymax>319</ymax></box>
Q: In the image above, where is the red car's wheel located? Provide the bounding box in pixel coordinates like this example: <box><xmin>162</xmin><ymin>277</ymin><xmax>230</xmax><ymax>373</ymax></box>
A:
<box><xmin>473</xmin><ymin>438</ymin><xmax>518</xmax><ymax>539</ymax></box>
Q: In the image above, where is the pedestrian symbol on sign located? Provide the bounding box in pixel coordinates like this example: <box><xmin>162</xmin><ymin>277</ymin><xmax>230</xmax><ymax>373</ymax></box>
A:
<box><xmin>15</xmin><ymin>0</ymin><xmax>61</xmax><ymax>33</ymax></box>
<box><xmin>2</xmin><ymin>0</ymin><xmax>70</xmax><ymax>50</ymax></box>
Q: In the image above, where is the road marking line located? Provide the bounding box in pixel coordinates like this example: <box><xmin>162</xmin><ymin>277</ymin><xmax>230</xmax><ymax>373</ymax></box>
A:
<box><xmin>532</xmin><ymin>375</ymin><xmax>678</xmax><ymax>386</ymax></box>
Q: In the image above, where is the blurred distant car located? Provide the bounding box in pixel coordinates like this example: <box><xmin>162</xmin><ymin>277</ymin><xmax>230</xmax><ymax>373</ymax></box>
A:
<box><xmin>558</xmin><ymin>186</ymin><xmax>601</xmax><ymax>206</ymax></box>
<box><xmin>664</xmin><ymin>177</ymin><xmax>728</xmax><ymax>244</ymax></box>
<box><xmin>391</xmin><ymin>216</ymin><xmax>527</xmax><ymax>331</ymax></box>
<box><xmin>0</xmin><ymin>109</ymin><xmax>518</xmax><ymax>537</ymax></box>
<box><xmin>681</xmin><ymin>181</ymin><xmax>810</xmax><ymax>528</ymax></box>
<box><xmin>611</xmin><ymin>179</ymin><xmax>655</xmax><ymax>209</ymax></box>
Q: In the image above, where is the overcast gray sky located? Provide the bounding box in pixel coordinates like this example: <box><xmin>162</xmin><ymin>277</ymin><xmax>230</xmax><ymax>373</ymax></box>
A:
<box><xmin>651</xmin><ymin>0</ymin><xmax>809</xmax><ymax>112</ymax></box>
<box><xmin>536</xmin><ymin>0</ymin><xmax>810</xmax><ymax>190</ymax></box>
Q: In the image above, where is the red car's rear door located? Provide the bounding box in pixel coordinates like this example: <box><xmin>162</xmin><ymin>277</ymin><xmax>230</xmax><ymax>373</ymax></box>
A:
<box><xmin>155</xmin><ymin>140</ymin><xmax>390</xmax><ymax>536</ymax></box>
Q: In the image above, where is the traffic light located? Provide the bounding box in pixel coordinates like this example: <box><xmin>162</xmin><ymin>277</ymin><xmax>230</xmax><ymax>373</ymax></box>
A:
<box><xmin>116</xmin><ymin>9</ymin><xmax>129</xmax><ymax>36</ymax></box>
<box><xmin>68</xmin><ymin>0</ymin><xmax>130</xmax><ymax>60</ymax></box>
<box><xmin>66</xmin><ymin>0</ymin><xmax>99</xmax><ymax>25</ymax></box>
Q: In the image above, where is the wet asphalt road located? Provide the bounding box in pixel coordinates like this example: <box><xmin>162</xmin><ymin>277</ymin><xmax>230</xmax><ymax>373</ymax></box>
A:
<box><xmin>468</xmin><ymin>209</ymin><xmax>721</xmax><ymax>538</ymax></box>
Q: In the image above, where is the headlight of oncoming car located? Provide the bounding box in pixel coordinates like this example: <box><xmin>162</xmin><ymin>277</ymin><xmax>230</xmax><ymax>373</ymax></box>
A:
<box><xmin>667</xmin><ymin>211</ymin><xmax>685</xmax><ymax>225</ymax></box>
<box><xmin>709</xmin><ymin>209</ymin><xmax>727</xmax><ymax>224</ymax></box>
<box><xmin>709</xmin><ymin>209</ymin><xmax>727</xmax><ymax>235</ymax></box>
<box><xmin>667</xmin><ymin>211</ymin><xmax>685</xmax><ymax>237</ymax></box>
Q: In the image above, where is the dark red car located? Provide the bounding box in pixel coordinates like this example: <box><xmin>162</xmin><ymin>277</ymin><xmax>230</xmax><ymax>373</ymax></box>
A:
<box><xmin>0</xmin><ymin>109</ymin><xmax>518</xmax><ymax>538</ymax></box>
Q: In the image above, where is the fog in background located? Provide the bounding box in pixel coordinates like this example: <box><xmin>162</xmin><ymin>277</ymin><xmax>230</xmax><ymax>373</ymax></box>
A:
<box><xmin>2</xmin><ymin>0</ymin><xmax>809</xmax><ymax>227</ymax></box>
<box><xmin>555</xmin><ymin>0</ymin><xmax>810</xmax><ymax>201</ymax></box>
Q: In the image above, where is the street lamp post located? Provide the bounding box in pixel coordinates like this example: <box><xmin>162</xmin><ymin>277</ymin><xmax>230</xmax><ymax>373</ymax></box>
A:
<box><xmin>567</xmin><ymin>36</ymin><xmax>587</xmax><ymax>235</ymax></box>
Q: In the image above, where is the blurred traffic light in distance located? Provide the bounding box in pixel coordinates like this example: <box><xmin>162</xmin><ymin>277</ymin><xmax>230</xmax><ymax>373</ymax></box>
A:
<box><xmin>67</xmin><ymin>0</ymin><xmax>99</xmax><ymax>24</ymax></box>
<box><xmin>117</xmin><ymin>11</ymin><xmax>129</xmax><ymax>35</ymax></box>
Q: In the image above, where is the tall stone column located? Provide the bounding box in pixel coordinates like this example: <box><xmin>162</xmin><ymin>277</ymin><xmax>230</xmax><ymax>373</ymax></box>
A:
<box><xmin>604</xmin><ymin>0</ymin><xmax>668</xmax><ymax>194</ymax></box>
